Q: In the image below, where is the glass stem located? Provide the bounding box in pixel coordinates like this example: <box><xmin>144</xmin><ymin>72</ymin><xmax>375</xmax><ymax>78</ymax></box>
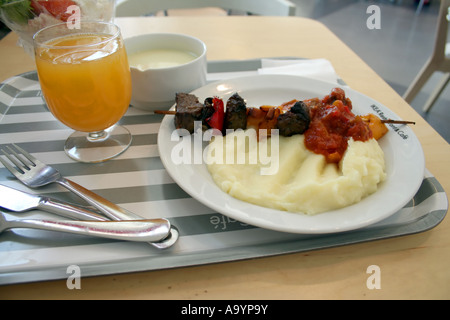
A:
<box><xmin>87</xmin><ymin>130</ymin><xmax>108</xmax><ymax>142</ymax></box>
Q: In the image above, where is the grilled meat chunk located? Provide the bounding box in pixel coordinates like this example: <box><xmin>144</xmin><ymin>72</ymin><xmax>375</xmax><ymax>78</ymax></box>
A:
<box><xmin>224</xmin><ymin>93</ymin><xmax>247</xmax><ymax>131</ymax></box>
<box><xmin>174</xmin><ymin>93</ymin><xmax>204</xmax><ymax>133</ymax></box>
<box><xmin>322</xmin><ymin>87</ymin><xmax>352</xmax><ymax>109</ymax></box>
<box><xmin>276</xmin><ymin>101</ymin><xmax>310</xmax><ymax>136</ymax></box>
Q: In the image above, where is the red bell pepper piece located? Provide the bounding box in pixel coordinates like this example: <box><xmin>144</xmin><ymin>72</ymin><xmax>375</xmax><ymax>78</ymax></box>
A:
<box><xmin>206</xmin><ymin>97</ymin><xmax>225</xmax><ymax>132</ymax></box>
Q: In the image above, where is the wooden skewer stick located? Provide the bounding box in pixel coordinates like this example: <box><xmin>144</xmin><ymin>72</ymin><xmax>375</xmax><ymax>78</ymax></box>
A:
<box><xmin>381</xmin><ymin>119</ymin><xmax>416</xmax><ymax>125</ymax></box>
<box><xmin>154</xmin><ymin>110</ymin><xmax>176</xmax><ymax>115</ymax></box>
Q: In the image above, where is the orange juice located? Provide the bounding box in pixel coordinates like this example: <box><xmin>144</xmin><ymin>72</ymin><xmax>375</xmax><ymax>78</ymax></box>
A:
<box><xmin>35</xmin><ymin>34</ymin><xmax>132</xmax><ymax>132</ymax></box>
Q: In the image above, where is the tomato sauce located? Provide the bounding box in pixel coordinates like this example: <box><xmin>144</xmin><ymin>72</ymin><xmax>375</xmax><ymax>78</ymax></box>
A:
<box><xmin>304</xmin><ymin>88</ymin><xmax>372</xmax><ymax>163</ymax></box>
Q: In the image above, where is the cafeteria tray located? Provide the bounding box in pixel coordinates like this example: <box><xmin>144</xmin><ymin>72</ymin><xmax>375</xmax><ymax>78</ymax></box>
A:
<box><xmin>0</xmin><ymin>59</ymin><xmax>448</xmax><ymax>285</ymax></box>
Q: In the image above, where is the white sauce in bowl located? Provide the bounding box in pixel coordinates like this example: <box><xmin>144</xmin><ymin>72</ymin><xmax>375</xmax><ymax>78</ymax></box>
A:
<box><xmin>128</xmin><ymin>49</ymin><xmax>198</xmax><ymax>70</ymax></box>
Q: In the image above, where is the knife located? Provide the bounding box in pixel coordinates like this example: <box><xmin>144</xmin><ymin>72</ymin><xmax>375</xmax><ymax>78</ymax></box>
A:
<box><xmin>0</xmin><ymin>184</ymin><xmax>107</xmax><ymax>221</ymax></box>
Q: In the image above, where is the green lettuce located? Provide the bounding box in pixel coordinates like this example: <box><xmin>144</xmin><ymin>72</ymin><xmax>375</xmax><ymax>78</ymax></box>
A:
<box><xmin>0</xmin><ymin>0</ymin><xmax>33</xmax><ymax>24</ymax></box>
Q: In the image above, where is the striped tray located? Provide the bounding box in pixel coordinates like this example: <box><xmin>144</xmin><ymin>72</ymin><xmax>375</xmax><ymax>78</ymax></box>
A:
<box><xmin>0</xmin><ymin>60</ymin><xmax>447</xmax><ymax>285</ymax></box>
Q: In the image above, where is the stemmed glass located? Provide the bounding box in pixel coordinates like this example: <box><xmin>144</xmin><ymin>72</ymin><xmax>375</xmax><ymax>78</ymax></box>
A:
<box><xmin>33</xmin><ymin>21</ymin><xmax>132</xmax><ymax>162</ymax></box>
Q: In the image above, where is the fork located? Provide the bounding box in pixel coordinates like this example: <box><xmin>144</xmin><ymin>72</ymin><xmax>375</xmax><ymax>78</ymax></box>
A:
<box><xmin>0</xmin><ymin>144</ymin><xmax>178</xmax><ymax>249</ymax></box>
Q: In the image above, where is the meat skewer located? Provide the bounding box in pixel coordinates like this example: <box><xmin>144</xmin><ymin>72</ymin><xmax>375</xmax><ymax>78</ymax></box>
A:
<box><xmin>155</xmin><ymin>92</ymin><xmax>415</xmax><ymax>140</ymax></box>
<box><xmin>156</xmin><ymin>108</ymin><xmax>415</xmax><ymax>125</ymax></box>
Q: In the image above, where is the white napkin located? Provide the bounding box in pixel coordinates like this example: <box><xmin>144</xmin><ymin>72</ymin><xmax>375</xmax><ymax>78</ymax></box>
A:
<box><xmin>206</xmin><ymin>58</ymin><xmax>341</xmax><ymax>85</ymax></box>
<box><xmin>258</xmin><ymin>58</ymin><xmax>340</xmax><ymax>84</ymax></box>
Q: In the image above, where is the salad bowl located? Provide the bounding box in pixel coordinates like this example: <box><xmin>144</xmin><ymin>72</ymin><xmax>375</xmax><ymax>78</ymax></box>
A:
<box><xmin>0</xmin><ymin>0</ymin><xmax>115</xmax><ymax>56</ymax></box>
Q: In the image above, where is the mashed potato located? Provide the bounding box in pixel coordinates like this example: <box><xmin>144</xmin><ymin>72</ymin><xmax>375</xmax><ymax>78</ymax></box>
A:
<box><xmin>206</xmin><ymin>129</ymin><xmax>386</xmax><ymax>215</ymax></box>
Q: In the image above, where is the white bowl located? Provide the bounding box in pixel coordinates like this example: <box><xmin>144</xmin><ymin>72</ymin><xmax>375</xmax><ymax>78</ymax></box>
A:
<box><xmin>124</xmin><ymin>33</ymin><xmax>207</xmax><ymax>111</ymax></box>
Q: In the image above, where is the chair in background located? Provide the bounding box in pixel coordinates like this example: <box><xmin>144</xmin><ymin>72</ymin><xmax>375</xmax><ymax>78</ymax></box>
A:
<box><xmin>115</xmin><ymin>0</ymin><xmax>297</xmax><ymax>17</ymax></box>
<box><xmin>390</xmin><ymin>0</ymin><xmax>431</xmax><ymax>15</ymax></box>
<box><xmin>403</xmin><ymin>0</ymin><xmax>450</xmax><ymax>112</ymax></box>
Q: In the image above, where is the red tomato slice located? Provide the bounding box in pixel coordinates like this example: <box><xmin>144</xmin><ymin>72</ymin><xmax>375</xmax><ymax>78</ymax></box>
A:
<box><xmin>31</xmin><ymin>0</ymin><xmax>78</xmax><ymax>22</ymax></box>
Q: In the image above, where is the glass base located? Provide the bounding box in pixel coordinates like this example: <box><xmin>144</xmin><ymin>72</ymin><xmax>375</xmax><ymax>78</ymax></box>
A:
<box><xmin>64</xmin><ymin>125</ymin><xmax>132</xmax><ymax>163</ymax></box>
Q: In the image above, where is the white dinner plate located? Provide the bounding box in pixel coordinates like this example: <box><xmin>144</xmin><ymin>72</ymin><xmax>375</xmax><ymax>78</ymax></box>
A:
<box><xmin>157</xmin><ymin>74</ymin><xmax>425</xmax><ymax>234</ymax></box>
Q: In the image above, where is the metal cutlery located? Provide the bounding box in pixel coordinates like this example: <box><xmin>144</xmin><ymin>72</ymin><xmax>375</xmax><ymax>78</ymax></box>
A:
<box><xmin>0</xmin><ymin>184</ymin><xmax>106</xmax><ymax>221</ymax></box>
<box><xmin>0</xmin><ymin>144</ymin><xmax>139</xmax><ymax>221</ymax></box>
<box><xmin>0</xmin><ymin>144</ymin><xmax>179</xmax><ymax>249</ymax></box>
<box><xmin>0</xmin><ymin>211</ymin><xmax>170</xmax><ymax>242</ymax></box>
<box><xmin>0</xmin><ymin>185</ymin><xmax>180</xmax><ymax>249</ymax></box>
